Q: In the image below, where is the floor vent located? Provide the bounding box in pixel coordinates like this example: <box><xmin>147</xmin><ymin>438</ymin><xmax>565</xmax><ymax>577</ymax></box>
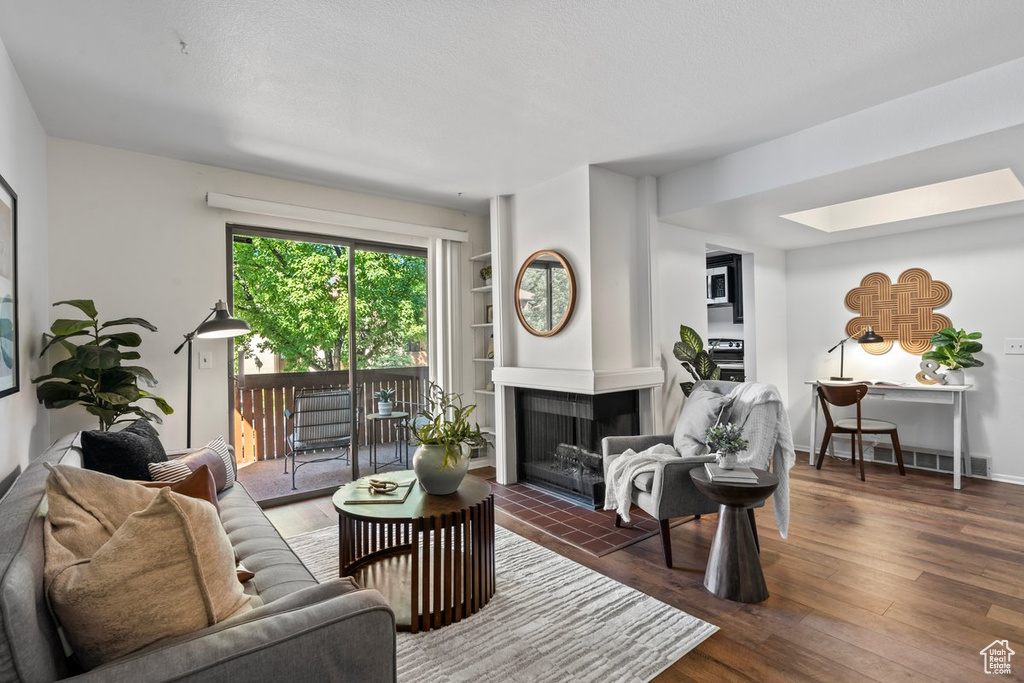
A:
<box><xmin>872</xmin><ymin>445</ymin><xmax>989</xmax><ymax>477</ymax></box>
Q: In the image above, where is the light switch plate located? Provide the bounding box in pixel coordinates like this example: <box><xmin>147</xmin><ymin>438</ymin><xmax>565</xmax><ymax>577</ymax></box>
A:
<box><xmin>1005</xmin><ymin>338</ymin><xmax>1024</xmax><ymax>355</ymax></box>
<box><xmin>199</xmin><ymin>351</ymin><xmax>213</xmax><ymax>369</ymax></box>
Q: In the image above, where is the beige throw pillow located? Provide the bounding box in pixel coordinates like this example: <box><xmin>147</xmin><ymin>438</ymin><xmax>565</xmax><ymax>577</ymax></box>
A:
<box><xmin>44</xmin><ymin>463</ymin><xmax>159</xmax><ymax>560</ymax></box>
<box><xmin>45</xmin><ymin>487</ymin><xmax>252</xmax><ymax>669</ymax></box>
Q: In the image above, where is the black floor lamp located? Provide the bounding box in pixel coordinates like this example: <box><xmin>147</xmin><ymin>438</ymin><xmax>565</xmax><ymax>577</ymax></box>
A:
<box><xmin>827</xmin><ymin>326</ymin><xmax>883</xmax><ymax>381</ymax></box>
<box><xmin>174</xmin><ymin>300</ymin><xmax>250</xmax><ymax>448</ymax></box>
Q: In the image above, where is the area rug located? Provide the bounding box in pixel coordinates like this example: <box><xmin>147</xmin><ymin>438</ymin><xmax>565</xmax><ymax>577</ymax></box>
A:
<box><xmin>288</xmin><ymin>525</ymin><xmax>717</xmax><ymax>683</ymax></box>
<box><xmin>489</xmin><ymin>478</ymin><xmax>693</xmax><ymax>558</ymax></box>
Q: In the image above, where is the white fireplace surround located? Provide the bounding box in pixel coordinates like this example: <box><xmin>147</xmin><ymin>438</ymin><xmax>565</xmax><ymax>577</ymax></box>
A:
<box><xmin>493</xmin><ymin>366</ymin><xmax>664</xmax><ymax>395</ymax></box>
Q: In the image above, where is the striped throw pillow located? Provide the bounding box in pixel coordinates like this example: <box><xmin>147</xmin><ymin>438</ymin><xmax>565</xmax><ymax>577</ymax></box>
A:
<box><xmin>206</xmin><ymin>436</ymin><xmax>235</xmax><ymax>489</ymax></box>
<box><xmin>147</xmin><ymin>460</ymin><xmax>192</xmax><ymax>483</ymax></box>
<box><xmin>147</xmin><ymin>437</ymin><xmax>236</xmax><ymax>491</ymax></box>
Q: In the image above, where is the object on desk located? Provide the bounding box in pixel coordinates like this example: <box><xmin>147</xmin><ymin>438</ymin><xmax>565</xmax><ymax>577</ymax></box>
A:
<box><xmin>858</xmin><ymin>379</ymin><xmax>909</xmax><ymax>387</ymax></box>
<box><xmin>844</xmin><ymin>268</ymin><xmax>952</xmax><ymax>355</ymax></box>
<box><xmin>343</xmin><ymin>479</ymin><xmax>414</xmax><ymax>505</ymax></box>
<box><xmin>916</xmin><ymin>359</ymin><xmax>947</xmax><ymax>385</ymax></box>
<box><xmin>704</xmin><ymin>463</ymin><xmax>759</xmax><ymax>483</ymax></box>
<box><xmin>815</xmin><ymin>383</ymin><xmax>905</xmax><ymax>482</ymax></box>
<box><xmin>920</xmin><ymin>327</ymin><xmax>984</xmax><ymax>387</ymax></box>
<box><xmin>826</xmin><ymin>326</ymin><xmax>885</xmax><ymax>381</ymax></box>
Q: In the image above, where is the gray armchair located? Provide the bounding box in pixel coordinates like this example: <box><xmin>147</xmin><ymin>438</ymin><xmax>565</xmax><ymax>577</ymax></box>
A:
<box><xmin>602</xmin><ymin>380</ymin><xmax>775</xmax><ymax>568</ymax></box>
<box><xmin>602</xmin><ymin>436</ymin><xmax>718</xmax><ymax>568</ymax></box>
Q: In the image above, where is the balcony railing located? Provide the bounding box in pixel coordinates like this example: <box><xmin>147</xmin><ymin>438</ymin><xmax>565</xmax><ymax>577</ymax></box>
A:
<box><xmin>234</xmin><ymin>367</ymin><xmax>429</xmax><ymax>463</ymax></box>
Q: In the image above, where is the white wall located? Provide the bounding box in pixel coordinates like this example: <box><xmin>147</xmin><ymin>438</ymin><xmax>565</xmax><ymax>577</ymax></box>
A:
<box><xmin>47</xmin><ymin>139</ymin><xmax>487</xmax><ymax>448</ymax></box>
<box><xmin>0</xmin><ymin>36</ymin><xmax>49</xmax><ymax>480</ymax></box>
<box><xmin>651</xmin><ymin>223</ymin><xmax>788</xmax><ymax>433</ymax></box>
<box><xmin>506</xmin><ymin>166</ymin><xmax>593</xmax><ymax>371</ymax></box>
<box><xmin>786</xmin><ymin>217</ymin><xmax>1024</xmax><ymax>483</ymax></box>
<box><xmin>589</xmin><ymin>167</ymin><xmax>644</xmax><ymax>371</ymax></box>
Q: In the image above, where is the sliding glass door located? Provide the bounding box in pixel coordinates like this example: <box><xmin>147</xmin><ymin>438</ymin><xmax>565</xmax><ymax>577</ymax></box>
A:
<box><xmin>229</xmin><ymin>226</ymin><xmax>428</xmax><ymax>502</ymax></box>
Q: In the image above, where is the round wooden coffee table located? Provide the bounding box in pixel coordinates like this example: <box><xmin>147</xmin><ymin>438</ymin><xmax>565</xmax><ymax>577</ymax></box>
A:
<box><xmin>689</xmin><ymin>467</ymin><xmax>779</xmax><ymax>603</ymax></box>
<box><xmin>333</xmin><ymin>471</ymin><xmax>495</xmax><ymax>632</ymax></box>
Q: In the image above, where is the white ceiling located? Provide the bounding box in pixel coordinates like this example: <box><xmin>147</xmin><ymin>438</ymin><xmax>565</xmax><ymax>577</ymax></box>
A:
<box><xmin>3</xmin><ymin>1</ymin><xmax>1024</xmax><ymax>216</ymax></box>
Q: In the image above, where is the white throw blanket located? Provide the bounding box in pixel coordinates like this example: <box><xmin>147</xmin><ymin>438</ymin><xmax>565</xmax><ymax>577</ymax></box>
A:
<box><xmin>727</xmin><ymin>382</ymin><xmax>797</xmax><ymax>538</ymax></box>
<box><xmin>603</xmin><ymin>443</ymin><xmax>679</xmax><ymax>523</ymax></box>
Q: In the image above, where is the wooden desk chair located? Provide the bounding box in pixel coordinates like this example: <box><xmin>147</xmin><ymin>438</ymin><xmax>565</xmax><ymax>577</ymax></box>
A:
<box><xmin>815</xmin><ymin>383</ymin><xmax>906</xmax><ymax>481</ymax></box>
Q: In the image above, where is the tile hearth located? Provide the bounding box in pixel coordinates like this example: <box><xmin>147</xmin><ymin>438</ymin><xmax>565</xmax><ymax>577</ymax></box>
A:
<box><xmin>488</xmin><ymin>478</ymin><xmax>676</xmax><ymax>557</ymax></box>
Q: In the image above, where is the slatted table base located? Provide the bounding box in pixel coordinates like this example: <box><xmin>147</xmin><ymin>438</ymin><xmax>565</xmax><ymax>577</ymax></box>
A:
<box><xmin>339</xmin><ymin>496</ymin><xmax>495</xmax><ymax>632</ymax></box>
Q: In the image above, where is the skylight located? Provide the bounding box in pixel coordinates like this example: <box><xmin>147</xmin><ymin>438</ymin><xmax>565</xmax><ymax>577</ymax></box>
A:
<box><xmin>780</xmin><ymin>168</ymin><xmax>1024</xmax><ymax>232</ymax></box>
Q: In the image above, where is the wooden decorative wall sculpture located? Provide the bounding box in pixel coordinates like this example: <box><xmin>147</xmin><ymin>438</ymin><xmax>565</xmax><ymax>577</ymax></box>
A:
<box><xmin>844</xmin><ymin>268</ymin><xmax>951</xmax><ymax>355</ymax></box>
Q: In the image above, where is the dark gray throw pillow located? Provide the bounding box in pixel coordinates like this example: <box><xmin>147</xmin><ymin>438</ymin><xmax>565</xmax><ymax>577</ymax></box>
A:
<box><xmin>81</xmin><ymin>419</ymin><xmax>168</xmax><ymax>481</ymax></box>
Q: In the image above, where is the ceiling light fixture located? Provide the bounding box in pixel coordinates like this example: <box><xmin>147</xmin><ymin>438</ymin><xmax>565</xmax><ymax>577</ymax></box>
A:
<box><xmin>781</xmin><ymin>168</ymin><xmax>1024</xmax><ymax>233</ymax></box>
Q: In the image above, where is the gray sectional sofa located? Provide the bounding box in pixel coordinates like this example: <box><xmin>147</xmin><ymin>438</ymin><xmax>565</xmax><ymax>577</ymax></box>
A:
<box><xmin>0</xmin><ymin>434</ymin><xmax>396</xmax><ymax>683</ymax></box>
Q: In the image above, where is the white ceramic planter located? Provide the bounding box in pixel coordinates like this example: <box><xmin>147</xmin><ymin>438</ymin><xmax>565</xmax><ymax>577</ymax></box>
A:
<box><xmin>413</xmin><ymin>443</ymin><xmax>470</xmax><ymax>495</ymax></box>
<box><xmin>377</xmin><ymin>401</ymin><xmax>393</xmax><ymax>416</ymax></box>
<box><xmin>942</xmin><ymin>369</ymin><xmax>965</xmax><ymax>386</ymax></box>
<box><xmin>717</xmin><ymin>451</ymin><xmax>738</xmax><ymax>470</ymax></box>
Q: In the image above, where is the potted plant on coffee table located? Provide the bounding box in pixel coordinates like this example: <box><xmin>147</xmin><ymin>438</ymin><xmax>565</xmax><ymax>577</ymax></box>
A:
<box><xmin>411</xmin><ymin>382</ymin><xmax>482</xmax><ymax>494</ymax></box>
<box><xmin>374</xmin><ymin>387</ymin><xmax>396</xmax><ymax>415</ymax></box>
<box><xmin>921</xmin><ymin>327</ymin><xmax>983</xmax><ymax>386</ymax></box>
<box><xmin>706</xmin><ymin>422</ymin><xmax>748</xmax><ymax>470</ymax></box>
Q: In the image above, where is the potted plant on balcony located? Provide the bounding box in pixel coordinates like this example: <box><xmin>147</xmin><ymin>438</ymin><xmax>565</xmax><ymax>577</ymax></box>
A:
<box><xmin>921</xmin><ymin>327</ymin><xmax>983</xmax><ymax>386</ymax></box>
<box><xmin>706</xmin><ymin>422</ymin><xmax>748</xmax><ymax>470</ymax></box>
<box><xmin>374</xmin><ymin>387</ymin><xmax>396</xmax><ymax>415</ymax></box>
<box><xmin>411</xmin><ymin>382</ymin><xmax>482</xmax><ymax>494</ymax></box>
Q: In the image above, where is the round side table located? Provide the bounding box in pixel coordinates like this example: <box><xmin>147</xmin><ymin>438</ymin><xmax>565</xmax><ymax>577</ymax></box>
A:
<box><xmin>333</xmin><ymin>471</ymin><xmax>495</xmax><ymax>632</ymax></box>
<box><xmin>689</xmin><ymin>467</ymin><xmax>779</xmax><ymax>603</ymax></box>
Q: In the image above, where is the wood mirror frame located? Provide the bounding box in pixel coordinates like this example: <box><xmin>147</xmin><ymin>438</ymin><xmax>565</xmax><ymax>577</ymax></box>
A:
<box><xmin>513</xmin><ymin>249</ymin><xmax>577</xmax><ymax>337</ymax></box>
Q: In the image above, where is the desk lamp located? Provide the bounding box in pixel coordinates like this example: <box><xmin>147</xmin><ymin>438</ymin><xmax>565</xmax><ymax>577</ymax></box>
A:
<box><xmin>827</xmin><ymin>326</ymin><xmax>883</xmax><ymax>381</ymax></box>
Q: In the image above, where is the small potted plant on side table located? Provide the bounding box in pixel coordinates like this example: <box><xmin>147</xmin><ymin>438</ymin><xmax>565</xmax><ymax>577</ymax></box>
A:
<box><xmin>374</xmin><ymin>387</ymin><xmax>396</xmax><ymax>416</ymax></box>
<box><xmin>706</xmin><ymin>422</ymin><xmax>748</xmax><ymax>470</ymax></box>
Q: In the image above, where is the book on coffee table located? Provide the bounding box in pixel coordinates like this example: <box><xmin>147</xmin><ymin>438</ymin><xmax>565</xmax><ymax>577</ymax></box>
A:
<box><xmin>704</xmin><ymin>463</ymin><xmax>759</xmax><ymax>484</ymax></box>
<box><xmin>342</xmin><ymin>479</ymin><xmax>415</xmax><ymax>505</ymax></box>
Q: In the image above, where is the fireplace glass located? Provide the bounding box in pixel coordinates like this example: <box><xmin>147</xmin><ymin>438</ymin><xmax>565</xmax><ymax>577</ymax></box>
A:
<box><xmin>515</xmin><ymin>388</ymin><xmax>639</xmax><ymax>507</ymax></box>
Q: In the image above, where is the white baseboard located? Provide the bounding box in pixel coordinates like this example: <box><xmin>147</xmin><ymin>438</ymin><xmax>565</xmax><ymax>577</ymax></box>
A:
<box><xmin>989</xmin><ymin>473</ymin><xmax>1024</xmax><ymax>486</ymax></box>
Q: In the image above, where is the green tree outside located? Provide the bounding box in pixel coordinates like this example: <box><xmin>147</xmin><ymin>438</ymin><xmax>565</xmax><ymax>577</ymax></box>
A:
<box><xmin>232</xmin><ymin>236</ymin><xmax>427</xmax><ymax>372</ymax></box>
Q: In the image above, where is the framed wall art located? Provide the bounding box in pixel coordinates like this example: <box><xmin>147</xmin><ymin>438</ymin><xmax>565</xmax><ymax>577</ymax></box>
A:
<box><xmin>0</xmin><ymin>172</ymin><xmax>18</xmax><ymax>399</ymax></box>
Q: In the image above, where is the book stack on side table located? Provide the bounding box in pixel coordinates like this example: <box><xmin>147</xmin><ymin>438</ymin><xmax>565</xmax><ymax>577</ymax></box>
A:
<box><xmin>704</xmin><ymin>463</ymin><xmax>759</xmax><ymax>484</ymax></box>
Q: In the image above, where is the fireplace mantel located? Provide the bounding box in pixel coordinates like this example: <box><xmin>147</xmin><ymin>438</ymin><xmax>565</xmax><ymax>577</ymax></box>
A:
<box><xmin>492</xmin><ymin>366</ymin><xmax>663</xmax><ymax>395</ymax></box>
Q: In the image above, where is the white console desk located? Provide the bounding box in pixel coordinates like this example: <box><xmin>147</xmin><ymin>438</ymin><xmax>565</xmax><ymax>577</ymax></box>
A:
<box><xmin>806</xmin><ymin>381</ymin><xmax>971</xmax><ymax>490</ymax></box>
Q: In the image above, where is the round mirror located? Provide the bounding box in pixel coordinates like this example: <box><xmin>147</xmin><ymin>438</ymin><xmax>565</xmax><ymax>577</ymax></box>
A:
<box><xmin>514</xmin><ymin>250</ymin><xmax>577</xmax><ymax>337</ymax></box>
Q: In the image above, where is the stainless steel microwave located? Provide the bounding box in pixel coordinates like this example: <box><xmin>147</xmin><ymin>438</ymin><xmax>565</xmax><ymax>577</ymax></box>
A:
<box><xmin>707</xmin><ymin>266</ymin><xmax>730</xmax><ymax>305</ymax></box>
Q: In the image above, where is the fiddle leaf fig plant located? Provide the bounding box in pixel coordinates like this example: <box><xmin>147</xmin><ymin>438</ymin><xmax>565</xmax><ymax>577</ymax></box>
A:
<box><xmin>673</xmin><ymin>324</ymin><xmax>721</xmax><ymax>396</ymax></box>
<box><xmin>921</xmin><ymin>327</ymin><xmax>984</xmax><ymax>370</ymax></box>
<box><xmin>32</xmin><ymin>299</ymin><xmax>173</xmax><ymax>431</ymax></box>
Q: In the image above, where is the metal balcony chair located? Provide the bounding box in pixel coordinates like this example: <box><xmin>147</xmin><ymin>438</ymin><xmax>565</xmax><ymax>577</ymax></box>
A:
<box><xmin>815</xmin><ymin>382</ymin><xmax>906</xmax><ymax>481</ymax></box>
<box><xmin>394</xmin><ymin>399</ymin><xmax>429</xmax><ymax>462</ymax></box>
<box><xmin>284</xmin><ymin>387</ymin><xmax>361</xmax><ymax>490</ymax></box>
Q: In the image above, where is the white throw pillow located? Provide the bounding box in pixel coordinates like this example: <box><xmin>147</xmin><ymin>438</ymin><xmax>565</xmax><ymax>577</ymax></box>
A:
<box><xmin>672</xmin><ymin>388</ymin><xmax>733</xmax><ymax>457</ymax></box>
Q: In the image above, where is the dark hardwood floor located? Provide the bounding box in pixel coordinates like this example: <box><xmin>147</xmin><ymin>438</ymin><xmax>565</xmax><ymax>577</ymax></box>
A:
<box><xmin>265</xmin><ymin>456</ymin><xmax>1024</xmax><ymax>682</ymax></box>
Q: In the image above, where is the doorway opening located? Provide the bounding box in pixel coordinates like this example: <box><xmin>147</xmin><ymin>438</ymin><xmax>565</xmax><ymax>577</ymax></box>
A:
<box><xmin>706</xmin><ymin>246</ymin><xmax>750</xmax><ymax>382</ymax></box>
<box><xmin>228</xmin><ymin>226</ymin><xmax>429</xmax><ymax>505</ymax></box>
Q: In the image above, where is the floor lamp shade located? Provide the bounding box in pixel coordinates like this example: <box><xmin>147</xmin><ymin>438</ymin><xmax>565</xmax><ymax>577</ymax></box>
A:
<box><xmin>197</xmin><ymin>300</ymin><xmax>251</xmax><ymax>338</ymax></box>
<box><xmin>175</xmin><ymin>300</ymin><xmax>250</xmax><ymax>448</ymax></box>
